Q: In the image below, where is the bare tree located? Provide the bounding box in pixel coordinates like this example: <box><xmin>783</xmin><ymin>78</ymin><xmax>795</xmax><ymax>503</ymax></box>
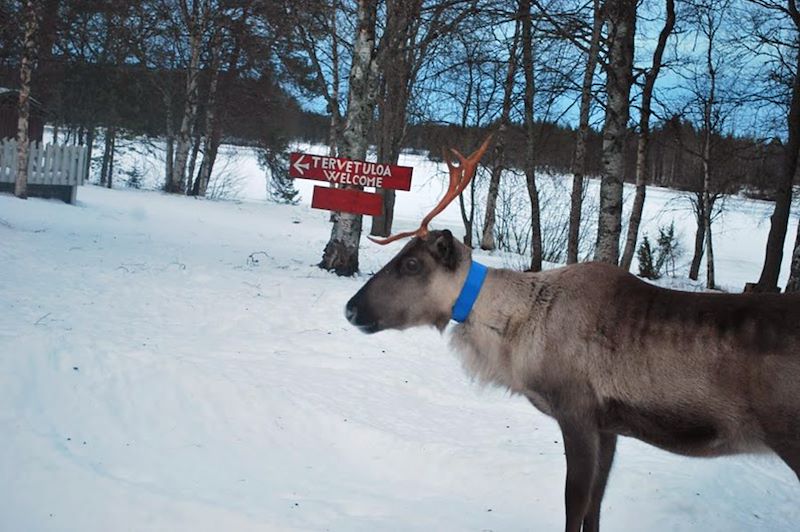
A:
<box><xmin>748</xmin><ymin>0</ymin><xmax>800</xmax><ymax>292</ymax></box>
<box><xmin>14</xmin><ymin>0</ymin><xmax>41</xmax><ymax>200</ymax></box>
<box><xmin>100</xmin><ymin>127</ymin><xmax>117</xmax><ymax>188</ymax></box>
<box><xmin>192</xmin><ymin>25</ymin><xmax>223</xmax><ymax>197</ymax></box>
<box><xmin>480</xmin><ymin>16</ymin><xmax>521</xmax><ymax>251</ymax></box>
<box><xmin>448</xmin><ymin>31</ymin><xmax>495</xmax><ymax>247</ymax></box>
<box><xmin>670</xmin><ymin>0</ymin><xmax>743</xmax><ymax>288</ymax></box>
<box><xmin>620</xmin><ymin>0</ymin><xmax>676</xmax><ymax>271</ymax></box>
<box><xmin>371</xmin><ymin>0</ymin><xmax>478</xmax><ymax>237</ymax></box>
<box><xmin>281</xmin><ymin>0</ymin><xmax>348</xmax><ymax>155</ymax></box>
<box><xmin>594</xmin><ymin>0</ymin><xmax>637</xmax><ymax>264</ymax></box>
<box><xmin>124</xmin><ymin>2</ymin><xmax>183</xmax><ymax>190</ymax></box>
<box><xmin>167</xmin><ymin>0</ymin><xmax>212</xmax><ymax>194</ymax></box>
<box><xmin>521</xmin><ymin>0</ymin><xmax>543</xmax><ymax>270</ymax></box>
<box><xmin>567</xmin><ymin>0</ymin><xmax>602</xmax><ymax>264</ymax></box>
<box><xmin>371</xmin><ymin>0</ymin><xmax>424</xmax><ymax>237</ymax></box>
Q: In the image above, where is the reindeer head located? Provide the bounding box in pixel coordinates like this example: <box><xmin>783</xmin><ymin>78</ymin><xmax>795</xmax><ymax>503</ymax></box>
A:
<box><xmin>345</xmin><ymin>229</ymin><xmax>472</xmax><ymax>333</ymax></box>
<box><xmin>345</xmin><ymin>136</ymin><xmax>492</xmax><ymax>334</ymax></box>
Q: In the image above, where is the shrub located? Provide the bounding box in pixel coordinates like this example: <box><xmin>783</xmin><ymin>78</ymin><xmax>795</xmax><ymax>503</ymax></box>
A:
<box><xmin>637</xmin><ymin>236</ymin><xmax>660</xmax><ymax>279</ymax></box>
<box><xmin>637</xmin><ymin>222</ymin><xmax>681</xmax><ymax>280</ymax></box>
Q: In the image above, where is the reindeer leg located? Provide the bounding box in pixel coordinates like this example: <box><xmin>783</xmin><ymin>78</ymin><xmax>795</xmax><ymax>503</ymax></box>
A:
<box><xmin>559</xmin><ymin>418</ymin><xmax>600</xmax><ymax>532</ymax></box>
<box><xmin>582</xmin><ymin>433</ymin><xmax>617</xmax><ymax>532</ymax></box>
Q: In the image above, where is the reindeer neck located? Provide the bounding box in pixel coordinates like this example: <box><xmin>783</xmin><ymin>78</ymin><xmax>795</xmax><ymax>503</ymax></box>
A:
<box><xmin>449</xmin><ymin>266</ymin><xmax>550</xmax><ymax>391</ymax></box>
<box><xmin>457</xmin><ymin>266</ymin><xmax>545</xmax><ymax>342</ymax></box>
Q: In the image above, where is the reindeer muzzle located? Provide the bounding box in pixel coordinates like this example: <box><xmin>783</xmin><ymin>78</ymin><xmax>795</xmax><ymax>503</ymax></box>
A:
<box><xmin>345</xmin><ymin>293</ymin><xmax>381</xmax><ymax>334</ymax></box>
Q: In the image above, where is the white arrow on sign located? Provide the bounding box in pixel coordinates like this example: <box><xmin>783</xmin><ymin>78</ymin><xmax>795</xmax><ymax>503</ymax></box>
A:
<box><xmin>292</xmin><ymin>154</ymin><xmax>310</xmax><ymax>175</ymax></box>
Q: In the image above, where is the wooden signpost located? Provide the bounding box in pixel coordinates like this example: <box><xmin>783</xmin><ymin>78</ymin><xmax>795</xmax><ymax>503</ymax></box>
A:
<box><xmin>288</xmin><ymin>152</ymin><xmax>413</xmax><ymax>216</ymax></box>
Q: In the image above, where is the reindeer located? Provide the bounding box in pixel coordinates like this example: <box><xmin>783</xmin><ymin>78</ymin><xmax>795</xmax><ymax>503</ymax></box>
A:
<box><xmin>345</xmin><ymin>137</ymin><xmax>800</xmax><ymax>532</ymax></box>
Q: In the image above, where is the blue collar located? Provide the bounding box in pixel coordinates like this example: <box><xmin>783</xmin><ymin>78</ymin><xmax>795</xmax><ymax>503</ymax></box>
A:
<box><xmin>451</xmin><ymin>261</ymin><xmax>488</xmax><ymax>323</ymax></box>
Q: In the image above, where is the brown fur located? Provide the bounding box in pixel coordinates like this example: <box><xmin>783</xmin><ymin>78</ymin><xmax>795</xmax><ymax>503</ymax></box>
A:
<box><xmin>346</xmin><ymin>230</ymin><xmax>800</xmax><ymax>531</ymax></box>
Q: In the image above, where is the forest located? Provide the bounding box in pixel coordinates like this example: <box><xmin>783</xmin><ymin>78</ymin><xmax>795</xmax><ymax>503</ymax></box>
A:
<box><xmin>1</xmin><ymin>0</ymin><xmax>799</xmax><ymax>290</ymax></box>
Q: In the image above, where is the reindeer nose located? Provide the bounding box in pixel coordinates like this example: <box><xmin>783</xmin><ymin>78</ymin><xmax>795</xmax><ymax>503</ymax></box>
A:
<box><xmin>345</xmin><ymin>301</ymin><xmax>357</xmax><ymax>324</ymax></box>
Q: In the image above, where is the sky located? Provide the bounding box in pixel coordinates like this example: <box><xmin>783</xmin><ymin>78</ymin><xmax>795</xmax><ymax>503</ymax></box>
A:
<box><xmin>295</xmin><ymin>0</ymin><xmax>790</xmax><ymax>141</ymax></box>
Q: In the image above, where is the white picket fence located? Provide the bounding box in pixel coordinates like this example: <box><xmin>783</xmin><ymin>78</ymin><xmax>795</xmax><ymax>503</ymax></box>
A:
<box><xmin>0</xmin><ymin>139</ymin><xmax>88</xmax><ymax>186</ymax></box>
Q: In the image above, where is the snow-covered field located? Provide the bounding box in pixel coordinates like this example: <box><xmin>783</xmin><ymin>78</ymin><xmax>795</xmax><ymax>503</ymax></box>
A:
<box><xmin>106</xmin><ymin>139</ymin><xmax>800</xmax><ymax>290</ymax></box>
<box><xmin>1</xmin><ymin>149</ymin><xmax>799</xmax><ymax>531</ymax></box>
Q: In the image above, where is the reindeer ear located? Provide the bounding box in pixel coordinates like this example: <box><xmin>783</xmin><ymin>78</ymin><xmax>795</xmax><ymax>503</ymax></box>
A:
<box><xmin>431</xmin><ymin>229</ymin><xmax>458</xmax><ymax>270</ymax></box>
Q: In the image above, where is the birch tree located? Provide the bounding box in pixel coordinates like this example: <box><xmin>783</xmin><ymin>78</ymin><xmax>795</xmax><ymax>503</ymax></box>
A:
<box><xmin>594</xmin><ymin>0</ymin><xmax>637</xmax><ymax>264</ymax></box>
<box><xmin>14</xmin><ymin>0</ymin><xmax>41</xmax><ymax>200</ymax></box>
<box><xmin>192</xmin><ymin>25</ymin><xmax>223</xmax><ymax>197</ymax></box>
<box><xmin>167</xmin><ymin>0</ymin><xmax>211</xmax><ymax>194</ymax></box>
<box><xmin>320</xmin><ymin>0</ymin><xmax>380</xmax><ymax>276</ymax></box>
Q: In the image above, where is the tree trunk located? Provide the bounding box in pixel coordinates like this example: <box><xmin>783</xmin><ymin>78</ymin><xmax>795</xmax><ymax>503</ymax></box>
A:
<box><xmin>194</xmin><ymin>137</ymin><xmax>218</xmax><ymax>197</ymax></box>
<box><xmin>320</xmin><ymin>0</ymin><xmax>380</xmax><ymax>276</ymax></box>
<box><xmin>753</xmin><ymin>50</ymin><xmax>800</xmax><ymax>291</ymax></box>
<box><xmin>14</xmin><ymin>0</ymin><xmax>40</xmax><ymax>200</ymax></box>
<box><xmin>197</xmin><ymin>17</ymin><xmax>243</xmax><ymax>198</ymax></box>
<box><xmin>194</xmin><ymin>104</ymin><xmax>222</xmax><ymax>197</ymax></box>
<box><xmin>481</xmin><ymin>19</ymin><xmax>521</xmax><ymax>251</ymax></box>
<box><xmin>164</xmin><ymin>91</ymin><xmax>175</xmax><ymax>190</ymax></box>
<box><xmin>701</xmin><ymin>116</ymin><xmax>714</xmax><ymax>291</ymax></box>
<box><xmin>458</xmin><ymin>177</ymin><xmax>475</xmax><ymax>247</ymax></box>
<box><xmin>85</xmin><ymin>126</ymin><xmax>95</xmax><ymax>180</ymax></box>
<box><xmin>594</xmin><ymin>0</ymin><xmax>637</xmax><ymax>265</ymax></box>
<box><xmin>194</xmin><ymin>40</ymin><xmax>222</xmax><ymax>197</ymax></box>
<box><xmin>703</xmin><ymin>192</ymin><xmax>715</xmax><ymax>289</ymax></box>
<box><xmin>370</xmin><ymin>0</ymin><xmax>422</xmax><ymax>238</ymax></box>
<box><xmin>169</xmin><ymin>5</ymin><xmax>205</xmax><ymax>194</ymax></box>
<box><xmin>480</xmin><ymin>163</ymin><xmax>503</xmax><ymax>250</ymax></box>
<box><xmin>620</xmin><ymin>0</ymin><xmax>675</xmax><ymax>271</ymax></box>
<box><xmin>457</xmin><ymin>64</ymin><xmax>476</xmax><ymax>247</ymax></box>
<box><xmin>689</xmin><ymin>194</ymin><xmax>705</xmax><ymax>280</ymax></box>
<box><xmin>521</xmin><ymin>0</ymin><xmax>542</xmax><ymax>271</ymax></box>
<box><xmin>371</xmin><ymin>70</ymin><xmax>399</xmax><ymax>237</ymax></box>
<box><xmin>567</xmin><ymin>0</ymin><xmax>602</xmax><ymax>264</ymax></box>
<box><xmin>785</xmin><ymin>219</ymin><xmax>800</xmax><ymax>291</ymax></box>
<box><xmin>185</xmin><ymin>23</ymin><xmax>220</xmax><ymax>196</ymax></box>
<box><xmin>107</xmin><ymin>128</ymin><xmax>116</xmax><ymax>189</ymax></box>
<box><xmin>100</xmin><ymin>126</ymin><xmax>116</xmax><ymax>187</ymax></box>
<box><xmin>701</xmin><ymin>8</ymin><xmax>717</xmax><ymax>290</ymax></box>
<box><xmin>185</xmin><ymin>132</ymin><xmax>201</xmax><ymax>194</ymax></box>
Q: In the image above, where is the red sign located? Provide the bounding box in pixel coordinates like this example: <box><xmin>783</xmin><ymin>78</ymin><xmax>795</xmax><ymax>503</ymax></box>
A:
<box><xmin>289</xmin><ymin>152</ymin><xmax>412</xmax><ymax>191</ymax></box>
<box><xmin>311</xmin><ymin>186</ymin><xmax>382</xmax><ymax>216</ymax></box>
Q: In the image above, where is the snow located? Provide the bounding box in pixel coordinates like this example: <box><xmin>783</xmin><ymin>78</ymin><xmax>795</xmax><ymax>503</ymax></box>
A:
<box><xmin>1</xmin><ymin>148</ymin><xmax>798</xmax><ymax>531</ymax></box>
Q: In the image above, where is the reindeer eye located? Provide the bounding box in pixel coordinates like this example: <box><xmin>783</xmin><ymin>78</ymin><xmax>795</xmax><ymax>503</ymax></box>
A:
<box><xmin>402</xmin><ymin>257</ymin><xmax>421</xmax><ymax>274</ymax></box>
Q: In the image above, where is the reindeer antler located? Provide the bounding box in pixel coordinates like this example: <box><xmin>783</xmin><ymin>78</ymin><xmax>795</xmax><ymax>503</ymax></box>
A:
<box><xmin>369</xmin><ymin>134</ymin><xmax>493</xmax><ymax>245</ymax></box>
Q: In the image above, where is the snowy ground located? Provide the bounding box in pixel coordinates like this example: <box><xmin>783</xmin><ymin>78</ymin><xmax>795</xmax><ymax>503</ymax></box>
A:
<box><xmin>1</xmin><ymin>153</ymin><xmax>799</xmax><ymax>531</ymax></box>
